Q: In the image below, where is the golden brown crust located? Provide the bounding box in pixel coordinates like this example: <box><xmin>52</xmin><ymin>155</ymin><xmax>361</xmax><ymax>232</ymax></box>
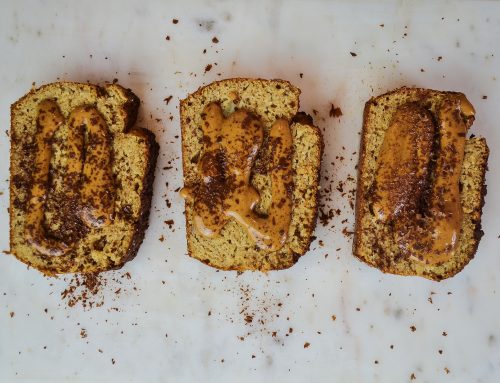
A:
<box><xmin>354</xmin><ymin>87</ymin><xmax>489</xmax><ymax>280</ymax></box>
<box><xmin>9</xmin><ymin>81</ymin><xmax>158</xmax><ymax>275</ymax></box>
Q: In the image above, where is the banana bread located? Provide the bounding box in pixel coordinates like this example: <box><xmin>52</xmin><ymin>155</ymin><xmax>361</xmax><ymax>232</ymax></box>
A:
<box><xmin>180</xmin><ymin>78</ymin><xmax>323</xmax><ymax>271</ymax></box>
<box><xmin>10</xmin><ymin>81</ymin><xmax>159</xmax><ymax>275</ymax></box>
<box><xmin>354</xmin><ymin>87</ymin><xmax>489</xmax><ymax>280</ymax></box>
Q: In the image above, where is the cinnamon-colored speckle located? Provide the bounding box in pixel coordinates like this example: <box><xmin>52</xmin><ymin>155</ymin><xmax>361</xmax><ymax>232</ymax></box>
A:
<box><xmin>329</xmin><ymin>104</ymin><xmax>343</xmax><ymax>118</ymax></box>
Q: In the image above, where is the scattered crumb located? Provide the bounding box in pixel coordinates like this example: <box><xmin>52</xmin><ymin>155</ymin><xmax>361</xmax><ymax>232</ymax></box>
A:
<box><xmin>9</xmin><ymin>311</ymin><xmax>15</xmax><ymax>318</ymax></box>
<box><xmin>331</xmin><ymin>315</ymin><xmax>337</xmax><ymax>321</ymax></box>
<box><xmin>329</xmin><ymin>104</ymin><xmax>343</xmax><ymax>118</ymax></box>
<box><xmin>164</xmin><ymin>95</ymin><xmax>173</xmax><ymax>105</ymax></box>
<box><xmin>482</xmin><ymin>95</ymin><xmax>488</xmax><ymax>99</ymax></box>
<box><xmin>205</xmin><ymin>64</ymin><xmax>213</xmax><ymax>73</ymax></box>
<box><xmin>304</xmin><ymin>342</ymin><xmax>310</xmax><ymax>348</ymax></box>
<box><xmin>172</xmin><ymin>19</ymin><xmax>179</xmax><ymax>24</ymax></box>
<box><xmin>350</xmin><ymin>52</ymin><xmax>357</xmax><ymax>57</ymax></box>
<box><xmin>212</xmin><ymin>37</ymin><xmax>219</xmax><ymax>43</ymax></box>
<box><xmin>80</xmin><ymin>329</ymin><xmax>87</xmax><ymax>338</ymax></box>
<box><xmin>410</xmin><ymin>325</ymin><xmax>416</xmax><ymax>332</ymax></box>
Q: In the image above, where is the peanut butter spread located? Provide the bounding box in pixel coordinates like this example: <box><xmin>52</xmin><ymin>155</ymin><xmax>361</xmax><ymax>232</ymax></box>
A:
<box><xmin>372</xmin><ymin>103</ymin><xmax>435</xmax><ymax>222</ymax></box>
<box><xmin>181</xmin><ymin>102</ymin><xmax>293</xmax><ymax>251</ymax></box>
<box><xmin>372</xmin><ymin>95</ymin><xmax>475</xmax><ymax>264</ymax></box>
<box><xmin>24</xmin><ymin>100</ymin><xmax>115</xmax><ymax>256</ymax></box>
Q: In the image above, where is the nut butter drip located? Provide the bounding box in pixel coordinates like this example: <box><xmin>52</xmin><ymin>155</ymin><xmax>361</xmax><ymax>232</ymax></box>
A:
<box><xmin>372</xmin><ymin>95</ymin><xmax>475</xmax><ymax>264</ymax></box>
<box><xmin>372</xmin><ymin>103</ymin><xmax>435</xmax><ymax>222</ymax></box>
<box><xmin>69</xmin><ymin>106</ymin><xmax>115</xmax><ymax>227</ymax></box>
<box><xmin>181</xmin><ymin>102</ymin><xmax>293</xmax><ymax>251</ymax></box>
<box><xmin>25</xmin><ymin>100</ymin><xmax>71</xmax><ymax>256</ymax></box>
<box><xmin>24</xmin><ymin>101</ymin><xmax>115</xmax><ymax>256</ymax></box>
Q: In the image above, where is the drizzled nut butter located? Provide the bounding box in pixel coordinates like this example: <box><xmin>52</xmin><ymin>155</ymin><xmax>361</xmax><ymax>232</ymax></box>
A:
<box><xmin>181</xmin><ymin>102</ymin><xmax>293</xmax><ymax>251</ymax></box>
<box><xmin>371</xmin><ymin>94</ymin><xmax>475</xmax><ymax>264</ymax></box>
<box><xmin>24</xmin><ymin>100</ymin><xmax>115</xmax><ymax>256</ymax></box>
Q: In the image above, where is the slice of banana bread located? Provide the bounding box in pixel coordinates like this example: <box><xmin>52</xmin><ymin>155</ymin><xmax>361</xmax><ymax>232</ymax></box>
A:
<box><xmin>10</xmin><ymin>81</ymin><xmax>159</xmax><ymax>275</ymax></box>
<box><xmin>180</xmin><ymin>78</ymin><xmax>323</xmax><ymax>271</ymax></box>
<box><xmin>354</xmin><ymin>87</ymin><xmax>489</xmax><ymax>281</ymax></box>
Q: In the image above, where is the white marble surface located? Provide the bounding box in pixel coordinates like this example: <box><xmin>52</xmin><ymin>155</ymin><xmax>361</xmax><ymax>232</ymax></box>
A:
<box><xmin>1</xmin><ymin>1</ymin><xmax>500</xmax><ymax>382</ymax></box>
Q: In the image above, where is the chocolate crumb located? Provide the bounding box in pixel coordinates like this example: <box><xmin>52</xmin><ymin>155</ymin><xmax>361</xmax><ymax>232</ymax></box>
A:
<box><xmin>329</xmin><ymin>104</ymin><xmax>343</xmax><ymax>118</ymax></box>
<box><xmin>172</xmin><ymin>19</ymin><xmax>178</xmax><ymax>24</ymax></box>
<box><xmin>205</xmin><ymin>64</ymin><xmax>212</xmax><ymax>73</ymax></box>
<box><xmin>410</xmin><ymin>325</ymin><xmax>416</xmax><ymax>332</ymax></box>
<box><xmin>164</xmin><ymin>95</ymin><xmax>173</xmax><ymax>105</ymax></box>
<box><xmin>350</xmin><ymin>52</ymin><xmax>357</xmax><ymax>57</ymax></box>
<box><xmin>9</xmin><ymin>312</ymin><xmax>14</xmax><ymax>318</ymax></box>
<box><xmin>165</xmin><ymin>35</ymin><xmax>170</xmax><ymax>41</ymax></box>
<box><xmin>304</xmin><ymin>342</ymin><xmax>310</xmax><ymax>348</ymax></box>
<box><xmin>212</xmin><ymin>37</ymin><xmax>219</xmax><ymax>43</ymax></box>
<box><xmin>482</xmin><ymin>95</ymin><xmax>488</xmax><ymax>99</ymax></box>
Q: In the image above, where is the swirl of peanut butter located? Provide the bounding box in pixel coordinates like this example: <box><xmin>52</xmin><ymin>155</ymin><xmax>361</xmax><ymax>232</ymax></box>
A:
<box><xmin>24</xmin><ymin>101</ymin><xmax>115</xmax><ymax>256</ymax></box>
<box><xmin>25</xmin><ymin>100</ymin><xmax>72</xmax><ymax>256</ymax></box>
<box><xmin>372</xmin><ymin>94</ymin><xmax>475</xmax><ymax>264</ymax></box>
<box><xmin>70</xmin><ymin>106</ymin><xmax>115</xmax><ymax>227</ymax></box>
<box><xmin>181</xmin><ymin>102</ymin><xmax>293</xmax><ymax>251</ymax></box>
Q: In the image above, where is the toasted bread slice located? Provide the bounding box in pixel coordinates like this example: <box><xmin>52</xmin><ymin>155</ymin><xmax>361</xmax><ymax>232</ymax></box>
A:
<box><xmin>180</xmin><ymin>78</ymin><xmax>322</xmax><ymax>271</ymax></box>
<box><xmin>10</xmin><ymin>81</ymin><xmax>159</xmax><ymax>275</ymax></box>
<box><xmin>354</xmin><ymin>87</ymin><xmax>489</xmax><ymax>281</ymax></box>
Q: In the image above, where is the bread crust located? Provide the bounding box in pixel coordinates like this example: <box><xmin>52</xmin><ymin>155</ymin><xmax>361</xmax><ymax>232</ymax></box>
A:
<box><xmin>354</xmin><ymin>87</ymin><xmax>489</xmax><ymax>280</ymax></box>
<box><xmin>180</xmin><ymin>78</ymin><xmax>322</xmax><ymax>271</ymax></box>
<box><xmin>9</xmin><ymin>81</ymin><xmax>158</xmax><ymax>275</ymax></box>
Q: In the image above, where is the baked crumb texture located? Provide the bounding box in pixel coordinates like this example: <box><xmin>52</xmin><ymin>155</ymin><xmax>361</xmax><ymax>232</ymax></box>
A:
<box><xmin>180</xmin><ymin>78</ymin><xmax>323</xmax><ymax>271</ymax></box>
<box><xmin>354</xmin><ymin>87</ymin><xmax>489</xmax><ymax>280</ymax></box>
<box><xmin>10</xmin><ymin>82</ymin><xmax>159</xmax><ymax>275</ymax></box>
